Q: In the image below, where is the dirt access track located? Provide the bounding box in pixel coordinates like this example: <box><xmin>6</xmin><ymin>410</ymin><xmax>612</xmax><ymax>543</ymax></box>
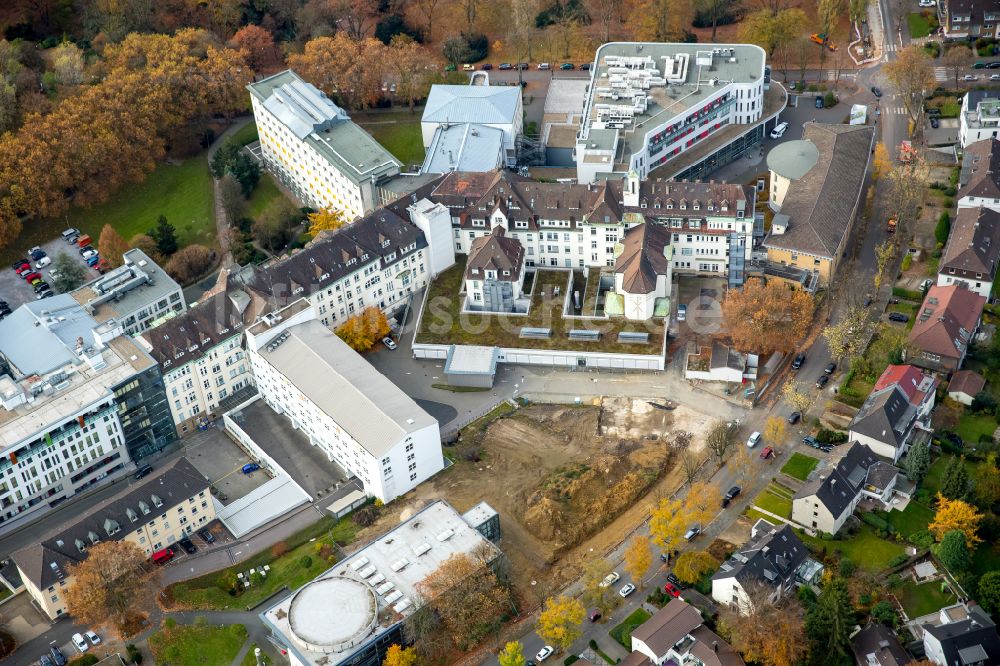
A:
<box><xmin>367</xmin><ymin>398</ymin><xmax>715</xmax><ymax>602</ymax></box>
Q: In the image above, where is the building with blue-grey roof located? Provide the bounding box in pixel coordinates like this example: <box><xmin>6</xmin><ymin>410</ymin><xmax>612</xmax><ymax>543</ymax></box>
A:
<box><xmin>421</xmin><ymin>123</ymin><xmax>506</xmax><ymax>175</ymax></box>
<box><xmin>421</xmin><ymin>84</ymin><xmax>522</xmax><ymax>167</ymax></box>
<box><xmin>0</xmin><ymin>296</ymin><xmax>174</xmax><ymax>534</ymax></box>
<box><xmin>248</xmin><ymin>70</ymin><xmax>402</xmax><ymax>220</ymax></box>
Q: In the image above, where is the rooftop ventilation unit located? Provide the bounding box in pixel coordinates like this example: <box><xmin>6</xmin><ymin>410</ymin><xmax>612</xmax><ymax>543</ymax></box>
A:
<box><xmin>376</xmin><ymin>581</ymin><xmax>394</xmax><ymax>595</ymax></box>
<box><xmin>358</xmin><ymin>565</ymin><xmax>377</xmax><ymax>578</ymax></box>
<box><xmin>436</xmin><ymin>529</ymin><xmax>455</xmax><ymax>542</ymax></box>
<box><xmin>384</xmin><ymin>590</ymin><xmax>403</xmax><ymax>604</ymax></box>
<box><xmin>350</xmin><ymin>557</ymin><xmax>370</xmax><ymax>571</ymax></box>
<box><xmin>412</xmin><ymin>542</ymin><xmax>432</xmax><ymax>557</ymax></box>
<box><xmin>394</xmin><ymin>598</ymin><xmax>413</xmax><ymax>613</ymax></box>
<box><xmin>390</xmin><ymin>557</ymin><xmax>410</xmax><ymax>572</ymax></box>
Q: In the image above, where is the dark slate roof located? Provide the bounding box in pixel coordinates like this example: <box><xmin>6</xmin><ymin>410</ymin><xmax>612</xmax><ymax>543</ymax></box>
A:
<box><xmin>763</xmin><ymin>123</ymin><xmax>875</xmax><ymax>258</ymax></box>
<box><xmin>908</xmin><ymin>284</ymin><xmax>986</xmax><ymax>361</ymax></box>
<box><xmin>923</xmin><ymin>605</ymin><xmax>1000</xmax><ymax>666</ymax></box>
<box><xmin>849</xmin><ymin>385</ymin><xmax>915</xmax><ymax>448</ymax></box>
<box><xmin>941</xmin><ymin>207</ymin><xmax>1000</xmax><ymax>280</ymax></box>
<box><xmin>711</xmin><ymin>519</ymin><xmax>808</xmax><ymax>589</ymax></box>
<box><xmin>10</xmin><ymin>458</ymin><xmax>209</xmax><ymax>589</ymax></box>
<box><xmin>248</xmin><ymin>180</ymin><xmax>440</xmax><ymax>305</ymax></box>
<box><xmin>794</xmin><ymin>442</ymin><xmax>881</xmax><ymax>517</ymax></box>
<box><xmin>959</xmin><ymin>138</ymin><xmax>1000</xmax><ymax>200</ymax></box>
<box><xmin>630</xmin><ymin>600</ymin><xmax>744</xmax><ymax>666</ymax></box>
<box><xmin>864</xmin><ymin>461</ymin><xmax>901</xmax><ymax>494</ymax></box>
<box><xmin>614</xmin><ymin>223</ymin><xmax>671</xmax><ymax>294</ymax></box>
<box><xmin>465</xmin><ymin>227</ymin><xmax>524</xmax><ymax>281</ymax></box>
<box><xmin>850</xmin><ymin>623</ymin><xmax>910</xmax><ymax>666</ymax></box>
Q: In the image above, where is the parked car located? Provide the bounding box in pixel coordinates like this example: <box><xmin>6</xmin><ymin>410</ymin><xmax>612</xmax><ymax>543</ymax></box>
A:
<box><xmin>22</xmin><ymin>270</ymin><xmax>41</xmax><ymax>282</ymax></box>
<box><xmin>86</xmin><ymin>254</ymin><xmax>100</xmax><ymax>267</ymax></box>
<box><xmin>72</xmin><ymin>633</ymin><xmax>89</xmax><ymax>653</ymax></box>
<box><xmin>963</xmin><ymin>74</ymin><xmax>978</xmax><ymax>81</ymax></box>
<box><xmin>918</xmin><ymin>0</ymin><xmax>935</xmax><ymax>6</ymax></box>
<box><xmin>871</xmin><ymin>86</ymin><xmax>882</xmax><ymax>97</ymax></box>
<box><xmin>599</xmin><ymin>571</ymin><xmax>620</xmax><ymax>588</ymax></box>
<box><xmin>62</xmin><ymin>228</ymin><xmax>81</xmax><ymax>242</ymax></box>
<box><xmin>81</xmin><ymin>248</ymin><xmax>97</xmax><ymax>260</ymax></box>
<box><xmin>788</xmin><ymin>81</ymin><xmax>797</xmax><ymax>90</ymax></box>
<box><xmin>38</xmin><ymin>290</ymin><xmax>54</xmax><ymax>299</ymax></box>
<box><xmin>930</xmin><ymin>117</ymin><xmax>940</xmax><ymax>128</ymax></box>
<box><xmin>666</xmin><ymin>573</ymin><xmax>683</xmax><ymax>588</ymax></box>
<box><xmin>151</xmin><ymin>548</ymin><xmax>174</xmax><ymax>565</ymax></box>
<box><xmin>791</xmin><ymin>353</ymin><xmax>805</xmax><ymax>369</ymax></box>
<box><xmin>480</xmin><ymin>63</ymin><xmax>493</xmax><ymax>70</ymax></box>
<box><xmin>760</xmin><ymin>446</ymin><xmax>775</xmax><ymax>459</ymax></box>
<box><xmin>516</xmin><ymin>63</ymin><xmax>529</xmax><ymax>70</ymax></box>
<box><xmin>84</xmin><ymin>631</ymin><xmax>101</xmax><ymax>646</ymax></box>
<box><xmin>382</xmin><ymin>337</ymin><xmax>397</xmax><ymax>350</ymax></box>
<box><xmin>12</xmin><ymin>260</ymin><xmax>29</xmax><ymax>271</ymax></box>
<box><xmin>33</xmin><ymin>281</ymin><xmax>50</xmax><ymax>294</ymax></box>
<box><xmin>580</xmin><ymin>62</ymin><xmax>591</xmax><ymax>70</ymax></box>
<box><xmin>134</xmin><ymin>464</ymin><xmax>153</xmax><ymax>479</ymax></box>
<box><xmin>589</xmin><ymin>609</ymin><xmax>602</xmax><ymax>622</ymax></box>
<box><xmin>560</xmin><ymin>63</ymin><xmax>574</xmax><ymax>70</ymax></box>
<box><xmin>536</xmin><ymin>646</ymin><xmax>554</xmax><ymax>662</ymax></box>
<box><xmin>815</xmin><ymin>96</ymin><xmax>824</xmax><ymax>108</ymax></box>
<box><xmin>498</xmin><ymin>63</ymin><xmax>513</xmax><ymax>70</ymax></box>
<box><xmin>683</xmin><ymin>525</ymin><xmax>701</xmax><ymax>540</ymax></box>
<box><xmin>444</xmin><ymin>63</ymin><xmax>456</xmax><ymax>71</ymax></box>
<box><xmin>677</xmin><ymin>303</ymin><xmax>687</xmax><ymax>321</ymax></box>
<box><xmin>927</xmin><ymin>107</ymin><xmax>941</xmax><ymax>117</ymax></box>
<box><xmin>816</xmin><ymin>375</ymin><xmax>830</xmax><ymax>389</ymax></box>
<box><xmin>664</xmin><ymin>582</ymin><xmax>682</xmax><ymax>597</ymax></box>
<box><xmin>746</xmin><ymin>431</ymin><xmax>762</xmax><ymax>448</ymax></box>
<box><xmin>788</xmin><ymin>411</ymin><xmax>801</xmax><ymax>424</ymax></box>
<box><xmin>50</xmin><ymin>646</ymin><xmax>67</xmax><ymax>666</ymax></box>
<box><xmin>179</xmin><ymin>537</ymin><xmax>197</xmax><ymax>554</ymax></box>
<box><xmin>29</xmin><ymin>246</ymin><xmax>46</xmax><ymax>260</ymax></box>
<box><xmin>888</xmin><ymin>312</ymin><xmax>910</xmax><ymax>322</ymax></box>
<box><xmin>823</xmin><ymin>362</ymin><xmax>837</xmax><ymax>374</ymax></box>
<box><xmin>242</xmin><ymin>462</ymin><xmax>261</xmax><ymax>474</ymax></box>
<box><xmin>770</xmin><ymin>121</ymin><xmax>789</xmax><ymax>139</ymax></box>
<box><xmin>78</xmin><ymin>245</ymin><xmax>94</xmax><ymax>256</ymax></box>
<box><xmin>537</xmin><ymin>62</ymin><xmax>551</xmax><ymax>70</ymax></box>
<box><xmin>619</xmin><ymin>583</ymin><xmax>636</xmax><ymax>597</ymax></box>
<box><xmin>462</xmin><ymin>63</ymin><xmax>474</xmax><ymax>71</ymax></box>
<box><xmin>41</xmin><ymin>655</ymin><xmax>54</xmax><ymax>666</ymax></box>
<box><xmin>198</xmin><ymin>528</ymin><xmax>216</xmax><ymax>543</ymax></box>
<box><xmin>990</xmin><ymin>61</ymin><xmax>1000</xmax><ymax>69</ymax></box>
<box><xmin>35</xmin><ymin>256</ymin><xmax>52</xmax><ymax>269</ymax></box>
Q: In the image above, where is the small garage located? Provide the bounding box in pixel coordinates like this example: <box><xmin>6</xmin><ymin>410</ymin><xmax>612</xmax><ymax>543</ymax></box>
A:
<box><xmin>443</xmin><ymin>345</ymin><xmax>500</xmax><ymax>388</ymax></box>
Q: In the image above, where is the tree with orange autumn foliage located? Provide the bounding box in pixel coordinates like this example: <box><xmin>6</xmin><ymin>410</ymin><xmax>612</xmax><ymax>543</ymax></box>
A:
<box><xmin>721</xmin><ymin>278</ymin><xmax>815</xmax><ymax>354</ymax></box>
<box><xmin>228</xmin><ymin>25</ymin><xmax>281</xmax><ymax>73</ymax></box>
<box><xmin>98</xmin><ymin>224</ymin><xmax>130</xmax><ymax>268</ymax></box>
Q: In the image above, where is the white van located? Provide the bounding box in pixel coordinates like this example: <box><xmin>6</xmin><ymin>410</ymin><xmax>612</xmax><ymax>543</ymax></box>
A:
<box><xmin>769</xmin><ymin>122</ymin><xmax>788</xmax><ymax>139</ymax></box>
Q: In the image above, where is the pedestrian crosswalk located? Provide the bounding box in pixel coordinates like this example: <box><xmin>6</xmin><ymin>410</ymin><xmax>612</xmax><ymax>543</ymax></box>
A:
<box><xmin>934</xmin><ymin>66</ymin><xmax>948</xmax><ymax>82</ymax></box>
<box><xmin>885</xmin><ymin>41</ymin><xmax>897</xmax><ymax>53</ymax></box>
<box><xmin>885</xmin><ymin>106</ymin><xmax>907</xmax><ymax>115</ymax></box>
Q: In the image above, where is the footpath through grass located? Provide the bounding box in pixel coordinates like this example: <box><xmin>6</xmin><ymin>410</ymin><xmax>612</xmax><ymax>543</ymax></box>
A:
<box><xmin>163</xmin><ymin>515</ymin><xmax>358</xmax><ymax>610</ymax></box>
<box><xmin>780</xmin><ymin>453</ymin><xmax>819</xmax><ymax>481</ymax></box>
<box><xmin>149</xmin><ymin>621</ymin><xmax>247</xmax><ymax>666</ymax></box>
<box><xmin>610</xmin><ymin>608</ymin><xmax>652</xmax><ymax>649</ymax></box>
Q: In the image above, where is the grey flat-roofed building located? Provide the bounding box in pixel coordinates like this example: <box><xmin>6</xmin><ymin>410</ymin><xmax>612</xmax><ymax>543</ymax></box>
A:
<box><xmin>422</xmin><ymin>123</ymin><xmax>506</xmax><ymax>175</ymax></box>
<box><xmin>443</xmin><ymin>345</ymin><xmax>500</xmax><ymax>388</ymax></box>
<box><xmin>421</xmin><ymin>85</ymin><xmax>523</xmax><ymax>162</ymax></box>
<box><xmin>72</xmin><ymin>248</ymin><xmax>185</xmax><ymax>337</ymax></box>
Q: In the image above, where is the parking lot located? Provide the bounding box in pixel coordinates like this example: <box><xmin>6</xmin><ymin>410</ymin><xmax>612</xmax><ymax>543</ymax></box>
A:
<box><xmin>1</xmin><ymin>233</ymin><xmax>100</xmax><ymax>311</ymax></box>
<box><xmin>181</xmin><ymin>426</ymin><xmax>272</xmax><ymax>503</ymax></box>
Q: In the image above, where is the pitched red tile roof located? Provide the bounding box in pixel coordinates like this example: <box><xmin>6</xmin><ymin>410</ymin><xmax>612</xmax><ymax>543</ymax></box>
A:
<box><xmin>873</xmin><ymin>364</ymin><xmax>937</xmax><ymax>406</ymax></box>
<box><xmin>948</xmin><ymin>369</ymin><xmax>987</xmax><ymax>397</ymax></box>
<box><xmin>908</xmin><ymin>285</ymin><xmax>986</xmax><ymax>361</ymax></box>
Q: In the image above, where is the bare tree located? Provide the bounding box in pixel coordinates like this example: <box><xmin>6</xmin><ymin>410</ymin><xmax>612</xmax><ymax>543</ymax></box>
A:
<box><xmin>943</xmin><ymin>45</ymin><xmax>972</xmax><ymax>90</ymax></box>
<box><xmin>585</xmin><ymin>0</ymin><xmax>623</xmax><ymax>42</ymax></box>
<box><xmin>884</xmin><ymin>45</ymin><xmax>937</xmax><ymax>125</ymax></box>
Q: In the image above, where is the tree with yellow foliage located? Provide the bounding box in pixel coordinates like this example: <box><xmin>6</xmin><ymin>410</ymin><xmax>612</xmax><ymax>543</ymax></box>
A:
<box><xmin>928</xmin><ymin>493</ymin><xmax>983</xmax><ymax>547</ymax></box>
<box><xmin>623</xmin><ymin>536</ymin><xmax>653</xmax><ymax>589</ymax></box>
<box><xmin>872</xmin><ymin>143</ymin><xmax>891</xmax><ymax>182</ymax></box>
<box><xmin>306</xmin><ymin>208</ymin><xmax>347</xmax><ymax>238</ymax></box>
<box><xmin>382</xmin><ymin>645</ymin><xmax>417</xmax><ymax>666</ymax></box>
<box><xmin>536</xmin><ymin>595</ymin><xmax>585</xmax><ymax>651</ymax></box>
<box><xmin>673</xmin><ymin>550</ymin><xmax>719</xmax><ymax>585</ymax></box>
<box><xmin>763</xmin><ymin>416</ymin><xmax>786</xmax><ymax>446</ymax></box>
<box><xmin>498</xmin><ymin>641</ymin><xmax>526</xmax><ymax>666</ymax></box>
<box><xmin>650</xmin><ymin>482</ymin><xmax>722</xmax><ymax>552</ymax></box>
<box><xmin>335</xmin><ymin>306</ymin><xmax>391</xmax><ymax>352</ymax></box>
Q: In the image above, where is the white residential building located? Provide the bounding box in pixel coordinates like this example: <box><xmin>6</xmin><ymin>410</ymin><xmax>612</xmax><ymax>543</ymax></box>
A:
<box><xmin>245</xmin><ymin>300</ymin><xmax>444</xmax><ymax>502</ymax></box>
<box><xmin>464</xmin><ymin>227</ymin><xmax>527</xmax><ymax>312</ymax></box>
<box><xmin>958</xmin><ymin>138</ymin><xmax>1000</xmax><ymax>214</ymax></box>
<box><xmin>248</xmin><ymin>70</ymin><xmax>401</xmax><ymax>220</ymax></box>
<box><xmin>0</xmin><ymin>296</ymin><xmax>175</xmax><ymax>532</ymax></box>
<box><xmin>575</xmin><ymin>43</ymin><xmax>779</xmax><ymax>184</ymax></box>
<box><xmin>959</xmin><ymin>91</ymin><xmax>1000</xmax><ymax>148</ymax></box>
<box><xmin>140</xmin><ymin>283</ymin><xmax>268</xmax><ymax>433</ymax></box>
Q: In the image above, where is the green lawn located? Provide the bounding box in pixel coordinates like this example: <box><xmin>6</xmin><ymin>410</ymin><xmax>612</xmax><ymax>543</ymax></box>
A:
<box><xmin>954</xmin><ymin>413</ymin><xmax>998</xmax><ymax>445</ymax></box>
<box><xmin>896</xmin><ymin>579</ymin><xmax>956</xmax><ymax>618</ymax></box>
<box><xmin>149</xmin><ymin>622</ymin><xmax>247</xmax><ymax>666</ymax></box>
<box><xmin>359</xmin><ymin>119</ymin><xmax>424</xmax><ymax>166</ymax></box>
<box><xmin>908</xmin><ymin>12</ymin><xmax>933</xmax><ymax>38</ymax></box>
<box><xmin>610</xmin><ymin>608</ymin><xmax>652</xmax><ymax>649</ymax></box>
<box><xmin>883</xmin><ymin>501</ymin><xmax>935</xmax><ymax>537</ymax></box>
<box><xmin>750</xmin><ymin>482</ymin><xmax>794</xmax><ymax>518</ymax></box>
<box><xmin>781</xmin><ymin>453</ymin><xmax>820</xmax><ymax>481</ymax></box>
<box><xmin>246</xmin><ymin>173</ymin><xmax>284</xmax><ymax>220</ymax></box>
<box><xmin>887</xmin><ymin>301</ymin><xmax>918</xmax><ymax>330</ymax></box>
<box><xmin>239</xmin><ymin>644</ymin><xmax>271</xmax><ymax>666</ymax></box>
<box><xmin>800</xmin><ymin>524</ymin><xmax>907</xmax><ymax>572</ymax></box>
<box><xmin>228</xmin><ymin>122</ymin><xmax>260</xmax><ymax>147</ymax></box>
<box><xmin>163</xmin><ymin>516</ymin><xmax>357</xmax><ymax>610</ymax></box>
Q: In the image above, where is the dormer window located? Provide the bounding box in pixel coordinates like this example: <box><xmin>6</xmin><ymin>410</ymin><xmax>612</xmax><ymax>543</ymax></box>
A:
<box><xmin>654</xmin><ymin>199</ymin><xmax>661</xmax><ymax>209</ymax></box>
<box><xmin>75</xmin><ymin>539</ymin><xmax>87</xmax><ymax>553</ymax></box>
<box><xmin>151</xmin><ymin>494</ymin><xmax>163</xmax><ymax>508</ymax></box>
<box><xmin>503</xmin><ymin>270</ymin><xmax>511</xmax><ymax>276</ymax></box>
<box><xmin>104</xmin><ymin>518</ymin><xmax>120</xmax><ymax>537</ymax></box>
<box><xmin>382</xmin><ymin>239</ymin><xmax>390</xmax><ymax>248</ymax></box>
<box><xmin>139</xmin><ymin>501</ymin><xmax>151</xmax><ymax>515</ymax></box>
<box><xmin>693</xmin><ymin>201</ymin><xmax>700</xmax><ymax>210</ymax></box>
<box><xmin>127</xmin><ymin>508</ymin><xmax>138</xmax><ymax>523</ymax></box>
<box><xmin>640</xmin><ymin>199</ymin><xmax>647</xmax><ymax>209</ymax></box>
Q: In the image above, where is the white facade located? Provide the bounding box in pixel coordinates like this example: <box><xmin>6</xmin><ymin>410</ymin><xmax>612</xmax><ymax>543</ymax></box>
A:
<box><xmin>959</xmin><ymin>93</ymin><xmax>1000</xmax><ymax>148</ymax></box>
<box><xmin>248</xmin><ymin>70</ymin><xmax>401</xmax><ymax>220</ymax></box>
<box><xmin>161</xmin><ymin>336</ymin><xmax>252</xmax><ymax>430</ymax></box>
<box><xmin>936</xmin><ymin>269</ymin><xmax>994</xmax><ymax>298</ymax></box>
<box><xmin>246</xmin><ymin>302</ymin><xmax>444</xmax><ymax>502</ymax></box>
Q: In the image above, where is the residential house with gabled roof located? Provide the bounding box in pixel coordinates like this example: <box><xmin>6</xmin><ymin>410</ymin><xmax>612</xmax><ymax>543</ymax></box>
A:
<box><xmin>464</xmin><ymin>227</ymin><xmax>527</xmax><ymax>312</ymax></box>
<box><xmin>958</xmin><ymin>138</ymin><xmax>1000</xmax><ymax>213</ymax></box>
<box><xmin>907</xmin><ymin>284</ymin><xmax>986</xmax><ymax>373</ymax></box>
<box><xmin>622</xmin><ymin>598</ymin><xmax>744</xmax><ymax>666</ymax></box>
<box><xmin>940</xmin><ymin>0</ymin><xmax>1000</xmax><ymax>42</ymax></box>
<box><xmin>792</xmin><ymin>443</ymin><xmax>911</xmax><ymax>535</ymax></box>
<box><xmin>937</xmin><ymin>206</ymin><xmax>1000</xmax><ymax>298</ymax></box>
<box><xmin>922</xmin><ymin>602</ymin><xmax>1000</xmax><ymax>666</ymax></box>
<box><xmin>710</xmin><ymin>519</ymin><xmax>817</xmax><ymax>613</ymax></box>
<box><xmin>948</xmin><ymin>369</ymin><xmax>987</xmax><ymax>406</ymax></box>
<box><xmin>763</xmin><ymin>123</ymin><xmax>875</xmax><ymax>285</ymax></box>
<box><xmin>9</xmin><ymin>457</ymin><xmax>214</xmax><ymax>620</ymax></box>
<box><xmin>850</xmin><ymin>622</ymin><xmax>911</xmax><ymax>666</ymax></box>
<box><xmin>612</xmin><ymin>222</ymin><xmax>672</xmax><ymax>320</ymax></box>
<box><xmin>849</xmin><ymin>365</ymin><xmax>937</xmax><ymax>462</ymax></box>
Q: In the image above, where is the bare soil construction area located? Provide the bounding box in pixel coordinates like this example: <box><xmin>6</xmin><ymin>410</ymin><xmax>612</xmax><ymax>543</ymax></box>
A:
<box><xmin>364</xmin><ymin>399</ymin><xmax>715</xmax><ymax>601</ymax></box>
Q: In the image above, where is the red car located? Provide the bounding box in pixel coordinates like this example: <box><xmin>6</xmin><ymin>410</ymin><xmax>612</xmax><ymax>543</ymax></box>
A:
<box><xmin>22</xmin><ymin>271</ymin><xmax>41</xmax><ymax>283</ymax></box>
<box><xmin>760</xmin><ymin>446</ymin><xmax>775</xmax><ymax>459</ymax></box>
<box><xmin>665</xmin><ymin>583</ymin><xmax>681</xmax><ymax>598</ymax></box>
<box><xmin>15</xmin><ymin>264</ymin><xmax>31</xmax><ymax>276</ymax></box>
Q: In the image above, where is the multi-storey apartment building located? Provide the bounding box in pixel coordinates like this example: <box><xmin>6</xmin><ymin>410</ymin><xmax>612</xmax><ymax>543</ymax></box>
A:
<box><xmin>10</xmin><ymin>457</ymin><xmax>214</xmax><ymax>619</ymax></box>
<box><xmin>140</xmin><ymin>281</ymin><xmax>269</xmax><ymax>433</ymax></box>
<box><xmin>72</xmin><ymin>249</ymin><xmax>185</xmax><ymax>338</ymax></box>
<box><xmin>247</xmin><ymin>188</ymin><xmax>455</xmax><ymax>330</ymax></box>
<box><xmin>939</xmin><ymin>0</ymin><xmax>1000</xmax><ymax>39</ymax></box>
<box><xmin>245</xmin><ymin>301</ymin><xmax>444</xmax><ymax>503</ymax></box>
<box><xmin>0</xmin><ymin>296</ymin><xmax>175</xmax><ymax>532</ymax></box>
<box><xmin>958</xmin><ymin>138</ymin><xmax>1000</xmax><ymax>214</ymax></box>
<box><xmin>959</xmin><ymin>91</ymin><xmax>1000</xmax><ymax>148</ymax></box>
<box><xmin>248</xmin><ymin>70</ymin><xmax>401</xmax><ymax>220</ymax></box>
<box><xmin>575</xmin><ymin>43</ymin><xmax>782</xmax><ymax>183</ymax></box>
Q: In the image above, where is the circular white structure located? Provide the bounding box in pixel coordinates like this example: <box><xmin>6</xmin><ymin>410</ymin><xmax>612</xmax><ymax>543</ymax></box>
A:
<box><xmin>287</xmin><ymin>576</ymin><xmax>377</xmax><ymax>654</ymax></box>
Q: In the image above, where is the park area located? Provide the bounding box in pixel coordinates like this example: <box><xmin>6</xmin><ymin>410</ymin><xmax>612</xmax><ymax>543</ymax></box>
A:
<box><xmin>161</xmin><ymin>516</ymin><xmax>357</xmax><ymax>611</ymax></box>
<box><xmin>416</xmin><ymin>260</ymin><xmax>665</xmax><ymax>355</ymax></box>
<box><xmin>379</xmin><ymin>399</ymin><xmax>713</xmax><ymax>596</ymax></box>
<box><xmin>149</xmin><ymin>621</ymin><xmax>247</xmax><ymax>666</ymax></box>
